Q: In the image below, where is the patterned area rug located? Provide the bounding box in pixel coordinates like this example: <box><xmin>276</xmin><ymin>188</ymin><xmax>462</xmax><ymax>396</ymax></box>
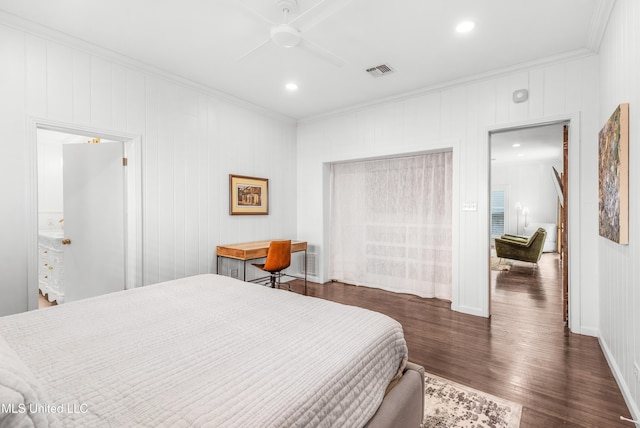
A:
<box><xmin>424</xmin><ymin>373</ymin><xmax>522</xmax><ymax>428</ymax></box>
<box><xmin>490</xmin><ymin>257</ymin><xmax>512</xmax><ymax>271</ymax></box>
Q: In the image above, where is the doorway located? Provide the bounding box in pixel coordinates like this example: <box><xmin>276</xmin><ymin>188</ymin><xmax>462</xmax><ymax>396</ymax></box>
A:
<box><xmin>28</xmin><ymin>121</ymin><xmax>142</xmax><ymax>311</ymax></box>
<box><xmin>489</xmin><ymin>122</ymin><xmax>568</xmax><ymax>322</ymax></box>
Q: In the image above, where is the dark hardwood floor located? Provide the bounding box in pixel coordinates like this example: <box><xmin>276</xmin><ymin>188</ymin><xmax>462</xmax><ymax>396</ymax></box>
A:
<box><xmin>288</xmin><ymin>253</ymin><xmax>632</xmax><ymax>427</ymax></box>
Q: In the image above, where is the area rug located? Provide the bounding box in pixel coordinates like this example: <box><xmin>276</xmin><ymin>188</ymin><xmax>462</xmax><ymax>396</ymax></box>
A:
<box><xmin>490</xmin><ymin>257</ymin><xmax>512</xmax><ymax>271</ymax></box>
<box><xmin>423</xmin><ymin>373</ymin><xmax>522</xmax><ymax>428</ymax></box>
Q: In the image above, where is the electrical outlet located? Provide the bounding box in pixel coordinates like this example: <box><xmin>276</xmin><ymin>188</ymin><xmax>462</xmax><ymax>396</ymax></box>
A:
<box><xmin>231</xmin><ymin>269</ymin><xmax>238</xmax><ymax>278</ymax></box>
<box><xmin>634</xmin><ymin>362</ymin><xmax>640</xmax><ymax>381</ymax></box>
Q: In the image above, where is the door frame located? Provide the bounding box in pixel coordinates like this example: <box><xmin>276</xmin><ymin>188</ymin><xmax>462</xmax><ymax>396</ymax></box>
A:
<box><xmin>26</xmin><ymin>117</ymin><xmax>143</xmax><ymax>310</ymax></box>
<box><xmin>486</xmin><ymin>113</ymin><xmax>581</xmax><ymax>333</ymax></box>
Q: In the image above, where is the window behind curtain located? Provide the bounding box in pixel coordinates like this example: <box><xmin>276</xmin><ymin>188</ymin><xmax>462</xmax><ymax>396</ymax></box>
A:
<box><xmin>491</xmin><ymin>190</ymin><xmax>505</xmax><ymax>236</ymax></box>
<box><xmin>329</xmin><ymin>152</ymin><xmax>452</xmax><ymax>300</ymax></box>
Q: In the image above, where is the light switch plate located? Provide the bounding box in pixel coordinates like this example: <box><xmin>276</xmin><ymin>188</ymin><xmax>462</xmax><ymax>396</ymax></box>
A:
<box><xmin>462</xmin><ymin>202</ymin><xmax>477</xmax><ymax>211</ymax></box>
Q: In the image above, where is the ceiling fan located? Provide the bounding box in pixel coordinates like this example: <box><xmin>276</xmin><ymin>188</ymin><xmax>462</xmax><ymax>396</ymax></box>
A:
<box><xmin>236</xmin><ymin>0</ymin><xmax>354</xmax><ymax>67</ymax></box>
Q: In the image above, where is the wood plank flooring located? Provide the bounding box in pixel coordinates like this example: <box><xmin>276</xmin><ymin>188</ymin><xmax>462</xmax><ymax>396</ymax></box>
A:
<box><xmin>288</xmin><ymin>253</ymin><xmax>632</xmax><ymax>427</ymax></box>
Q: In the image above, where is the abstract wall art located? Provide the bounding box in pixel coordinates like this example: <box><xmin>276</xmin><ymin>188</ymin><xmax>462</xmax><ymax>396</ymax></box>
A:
<box><xmin>598</xmin><ymin>103</ymin><xmax>629</xmax><ymax>244</ymax></box>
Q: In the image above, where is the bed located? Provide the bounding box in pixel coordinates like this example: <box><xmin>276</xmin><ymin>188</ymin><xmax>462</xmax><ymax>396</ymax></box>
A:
<box><xmin>0</xmin><ymin>274</ymin><xmax>424</xmax><ymax>427</ymax></box>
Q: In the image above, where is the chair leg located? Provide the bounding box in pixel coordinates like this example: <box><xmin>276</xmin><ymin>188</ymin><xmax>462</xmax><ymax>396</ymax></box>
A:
<box><xmin>499</xmin><ymin>258</ymin><xmax>510</xmax><ymax>273</ymax></box>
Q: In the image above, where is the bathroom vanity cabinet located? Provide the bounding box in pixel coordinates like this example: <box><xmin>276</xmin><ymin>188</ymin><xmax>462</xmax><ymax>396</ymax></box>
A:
<box><xmin>38</xmin><ymin>231</ymin><xmax>65</xmax><ymax>303</ymax></box>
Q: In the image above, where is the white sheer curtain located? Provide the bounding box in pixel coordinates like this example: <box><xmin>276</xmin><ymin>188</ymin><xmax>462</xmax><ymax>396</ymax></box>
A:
<box><xmin>329</xmin><ymin>152</ymin><xmax>452</xmax><ymax>300</ymax></box>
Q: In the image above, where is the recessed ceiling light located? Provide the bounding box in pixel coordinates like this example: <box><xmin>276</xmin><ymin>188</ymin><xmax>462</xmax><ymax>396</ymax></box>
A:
<box><xmin>285</xmin><ymin>82</ymin><xmax>298</xmax><ymax>91</ymax></box>
<box><xmin>512</xmin><ymin>143</ymin><xmax>521</xmax><ymax>147</ymax></box>
<box><xmin>456</xmin><ymin>21</ymin><xmax>475</xmax><ymax>33</ymax></box>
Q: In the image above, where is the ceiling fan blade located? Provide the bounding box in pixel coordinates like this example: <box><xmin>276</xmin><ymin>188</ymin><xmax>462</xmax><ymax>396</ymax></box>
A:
<box><xmin>298</xmin><ymin>39</ymin><xmax>346</xmax><ymax>67</ymax></box>
<box><xmin>291</xmin><ymin>0</ymin><xmax>359</xmax><ymax>33</ymax></box>
<box><xmin>237</xmin><ymin>38</ymin><xmax>272</xmax><ymax>62</ymax></box>
<box><xmin>228</xmin><ymin>0</ymin><xmax>277</xmax><ymax>26</ymax></box>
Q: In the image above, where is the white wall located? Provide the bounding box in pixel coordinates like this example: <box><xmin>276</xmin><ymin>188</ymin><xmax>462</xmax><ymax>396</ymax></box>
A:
<box><xmin>597</xmin><ymin>0</ymin><xmax>640</xmax><ymax>419</ymax></box>
<box><xmin>492</xmin><ymin>160</ymin><xmax>562</xmax><ymax>235</ymax></box>
<box><xmin>0</xmin><ymin>19</ymin><xmax>297</xmax><ymax>316</ymax></box>
<box><xmin>297</xmin><ymin>54</ymin><xmax>600</xmax><ymax>331</ymax></box>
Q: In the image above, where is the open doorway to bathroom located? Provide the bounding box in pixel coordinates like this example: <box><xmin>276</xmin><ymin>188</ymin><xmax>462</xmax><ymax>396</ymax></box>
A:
<box><xmin>37</xmin><ymin>129</ymin><xmax>122</xmax><ymax>307</ymax></box>
<box><xmin>35</xmin><ymin>127</ymin><xmax>140</xmax><ymax>309</ymax></box>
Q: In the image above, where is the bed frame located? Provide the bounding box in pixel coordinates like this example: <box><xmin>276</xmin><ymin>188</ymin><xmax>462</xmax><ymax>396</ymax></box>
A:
<box><xmin>365</xmin><ymin>361</ymin><xmax>425</xmax><ymax>428</ymax></box>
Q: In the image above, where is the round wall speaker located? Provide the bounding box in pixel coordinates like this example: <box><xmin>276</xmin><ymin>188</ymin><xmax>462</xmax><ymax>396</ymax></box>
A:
<box><xmin>513</xmin><ymin>89</ymin><xmax>529</xmax><ymax>103</ymax></box>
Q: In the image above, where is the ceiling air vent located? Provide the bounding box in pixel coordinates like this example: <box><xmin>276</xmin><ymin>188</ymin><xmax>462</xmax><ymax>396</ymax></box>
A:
<box><xmin>366</xmin><ymin>63</ymin><xmax>395</xmax><ymax>77</ymax></box>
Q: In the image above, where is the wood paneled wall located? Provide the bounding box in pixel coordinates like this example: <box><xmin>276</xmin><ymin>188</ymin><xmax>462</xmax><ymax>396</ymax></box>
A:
<box><xmin>597</xmin><ymin>0</ymin><xmax>640</xmax><ymax>420</ymax></box>
<box><xmin>297</xmin><ymin>55</ymin><xmax>599</xmax><ymax>328</ymax></box>
<box><xmin>0</xmin><ymin>20</ymin><xmax>297</xmax><ymax>315</ymax></box>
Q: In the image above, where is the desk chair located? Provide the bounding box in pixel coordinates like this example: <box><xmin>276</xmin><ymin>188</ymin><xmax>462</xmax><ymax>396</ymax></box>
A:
<box><xmin>252</xmin><ymin>240</ymin><xmax>291</xmax><ymax>288</ymax></box>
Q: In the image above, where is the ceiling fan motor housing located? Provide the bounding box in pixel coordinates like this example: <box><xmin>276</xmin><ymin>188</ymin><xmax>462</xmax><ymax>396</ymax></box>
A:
<box><xmin>271</xmin><ymin>24</ymin><xmax>301</xmax><ymax>48</ymax></box>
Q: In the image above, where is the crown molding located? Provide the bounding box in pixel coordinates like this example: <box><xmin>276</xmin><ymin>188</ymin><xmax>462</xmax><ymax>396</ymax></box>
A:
<box><xmin>299</xmin><ymin>48</ymin><xmax>596</xmax><ymax>124</ymax></box>
<box><xmin>0</xmin><ymin>10</ymin><xmax>296</xmax><ymax>124</ymax></box>
<box><xmin>586</xmin><ymin>0</ymin><xmax>616</xmax><ymax>53</ymax></box>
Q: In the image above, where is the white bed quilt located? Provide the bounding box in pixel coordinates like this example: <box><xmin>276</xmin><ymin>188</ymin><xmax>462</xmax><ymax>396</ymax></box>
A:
<box><xmin>0</xmin><ymin>274</ymin><xmax>408</xmax><ymax>427</ymax></box>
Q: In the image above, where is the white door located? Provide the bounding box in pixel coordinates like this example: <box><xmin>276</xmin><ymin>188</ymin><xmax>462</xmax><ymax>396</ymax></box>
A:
<box><xmin>62</xmin><ymin>142</ymin><xmax>125</xmax><ymax>302</ymax></box>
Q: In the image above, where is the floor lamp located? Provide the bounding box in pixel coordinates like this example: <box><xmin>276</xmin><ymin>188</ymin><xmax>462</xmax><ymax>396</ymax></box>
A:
<box><xmin>515</xmin><ymin>202</ymin><xmax>522</xmax><ymax>234</ymax></box>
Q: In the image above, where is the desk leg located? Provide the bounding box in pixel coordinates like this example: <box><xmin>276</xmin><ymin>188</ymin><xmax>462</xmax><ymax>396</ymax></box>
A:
<box><xmin>216</xmin><ymin>255</ymin><xmax>220</xmax><ymax>274</ymax></box>
<box><xmin>304</xmin><ymin>249</ymin><xmax>307</xmax><ymax>296</ymax></box>
<box><xmin>244</xmin><ymin>260</ymin><xmax>247</xmax><ymax>281</ymax></box>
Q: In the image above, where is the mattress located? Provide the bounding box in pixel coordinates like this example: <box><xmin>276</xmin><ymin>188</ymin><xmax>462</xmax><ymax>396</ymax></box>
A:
<box><xmin>0</xmin><ymin>274</ymin><xmax>408</xmax><ymax>427</ymax></box>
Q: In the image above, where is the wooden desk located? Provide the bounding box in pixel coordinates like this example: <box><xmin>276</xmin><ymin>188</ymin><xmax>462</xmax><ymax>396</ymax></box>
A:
<box><xmin>216</xmin><ymin>240</ymin><xmax>307</xmax><ymax>294</ymax></box>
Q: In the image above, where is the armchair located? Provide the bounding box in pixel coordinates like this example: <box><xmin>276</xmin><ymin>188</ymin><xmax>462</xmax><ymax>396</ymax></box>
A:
<box><xmin>495</xmin><ymin>227</ymin><xmax>547</xmax><ymax>267</ymax></box>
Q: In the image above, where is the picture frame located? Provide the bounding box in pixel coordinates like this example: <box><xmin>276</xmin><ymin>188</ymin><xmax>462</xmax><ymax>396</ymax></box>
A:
<box><xmin>229</xmin><ymin>174</ymin><xmax>269</xmax><ymax>215</ymax></box>
<box><xmin>598</xmin><ymin>103</ymin><xmax>629</xmax><ymax>244</ymax></box>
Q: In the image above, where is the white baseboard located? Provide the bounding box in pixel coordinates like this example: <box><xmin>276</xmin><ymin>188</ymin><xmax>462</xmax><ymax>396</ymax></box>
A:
<box><xmin>599</xmin><ymin>336</ymin><xmax>640</xmax><ymax>424</ymax></box>
<box><xmin>577</xmin><ymin>326</ymin><xmax>599</xmax><ymax>337</ymax></box>
<box><xmin>455</xmin><ymin>305</ymin><xmax>489</xmax><ymax>318</ymax></box>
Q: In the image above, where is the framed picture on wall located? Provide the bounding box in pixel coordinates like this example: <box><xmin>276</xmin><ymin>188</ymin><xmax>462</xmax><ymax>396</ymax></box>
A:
<box><xmin>229</xmin><ymin>174</ymin><xmax>269</xmax><ymax>215</ymax></box>
<box><xmin>598</xmin><ymin>103</ymin><xmax>629</xmax><ymax>244</ymax></box>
